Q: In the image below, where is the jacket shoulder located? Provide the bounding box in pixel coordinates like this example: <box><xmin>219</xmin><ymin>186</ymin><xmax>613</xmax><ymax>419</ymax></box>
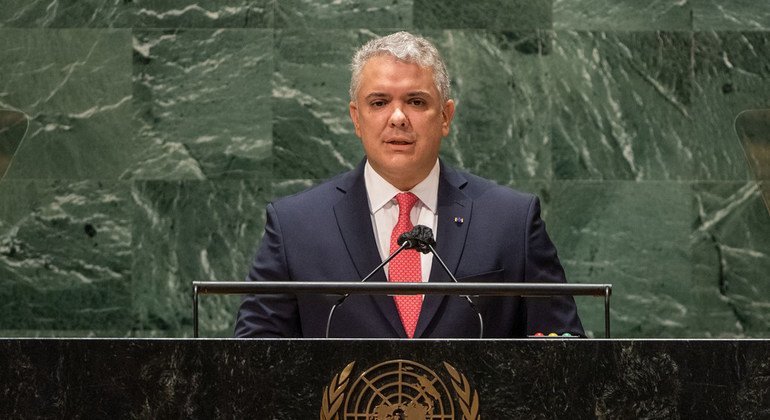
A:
<box><xmin>456</xmin><ymin>169</ymin><xmax>537</xmax><ymax>206</ymax></box>
<box><xmin>268</xmin><ymin>168</ymin><xmax>355</xmax><ymax>217</ymax></box>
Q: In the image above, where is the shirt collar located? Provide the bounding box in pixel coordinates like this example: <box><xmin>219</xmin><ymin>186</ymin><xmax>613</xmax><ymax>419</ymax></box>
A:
<box><xmin>364</xmin><ymin>159</ymin><xmax>440</xmax><ymax>214</ymax></box>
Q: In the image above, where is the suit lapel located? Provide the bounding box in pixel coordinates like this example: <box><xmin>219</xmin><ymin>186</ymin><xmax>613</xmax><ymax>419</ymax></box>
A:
<box><xmin>414</xmin><ymin>162</ymin><xmax>471</xmax><ymax>338</ymax></box>
<box><xmin>333</xmin><ymin>160</ymin><xmax>405</xmax><ymax>337</ymax></box>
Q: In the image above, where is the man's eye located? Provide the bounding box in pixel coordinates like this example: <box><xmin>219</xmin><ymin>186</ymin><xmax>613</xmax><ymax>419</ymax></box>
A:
<box><xmin>410</xmin><ymin>99</ymin><xmax>426</xmax><ymax>106</ymax></box>
<box><xmin>371</xmin><ymin>100</ymin><xmax>386</xmax><ymax>107</ymax></box>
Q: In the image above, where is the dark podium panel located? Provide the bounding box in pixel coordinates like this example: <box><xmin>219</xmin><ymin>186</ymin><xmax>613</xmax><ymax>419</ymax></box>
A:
<box><xmin>1</xmin><ymin>339</ymin><xmax>769</xmax><ymax>418</ymax></box>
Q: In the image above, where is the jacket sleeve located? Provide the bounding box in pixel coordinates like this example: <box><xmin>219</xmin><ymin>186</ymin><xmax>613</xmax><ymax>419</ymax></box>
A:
<box><xmin>233</xmin><ymin>203</ymin><xmax>302</xmax><ymax>337</ymax></box>
<box><xmin>522</xmin><ymin>196</ymin><xmax>585</xmax><ymax>336</ymax></box>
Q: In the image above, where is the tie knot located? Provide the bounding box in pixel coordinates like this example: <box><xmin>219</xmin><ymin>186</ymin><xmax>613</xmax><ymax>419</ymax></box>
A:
<box><xmin>395</xmin><ymin>192</ymin><xmax>419</xmax><ymax>215</ymax></box>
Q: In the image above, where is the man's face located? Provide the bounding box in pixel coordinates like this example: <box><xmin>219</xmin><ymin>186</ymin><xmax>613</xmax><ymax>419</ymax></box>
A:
<box><xmin>349</xmin><ymin>55</ymin><xmax>455</xmax><ymax>190</ymax></box>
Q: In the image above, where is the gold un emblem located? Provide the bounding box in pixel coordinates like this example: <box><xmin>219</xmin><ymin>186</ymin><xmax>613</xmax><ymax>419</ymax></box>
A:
<box><xmin>320</xmin><ymin>359</ymin><xmax>481</xmax><ymax>420</ymax></box>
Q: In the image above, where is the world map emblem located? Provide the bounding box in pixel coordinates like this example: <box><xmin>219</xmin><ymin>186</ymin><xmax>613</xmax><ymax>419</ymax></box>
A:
<box><xmin>320</xmin><ymin>359</ymin><xmax>481</xmax><ymax>420</ymax></box>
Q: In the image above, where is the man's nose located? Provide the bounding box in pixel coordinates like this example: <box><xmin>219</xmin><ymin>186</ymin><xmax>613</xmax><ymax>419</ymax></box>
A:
<box><xmin>389</xmin><ymin>106</ymin><xmax>409</xmax><ymax>128</ymax></box>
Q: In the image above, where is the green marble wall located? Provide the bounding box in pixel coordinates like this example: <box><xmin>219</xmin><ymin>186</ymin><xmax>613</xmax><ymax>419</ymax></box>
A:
<box><xmin>1</xmin><ymin>1</ymin><xmax>768</xmax><ymax>338</ymax></box>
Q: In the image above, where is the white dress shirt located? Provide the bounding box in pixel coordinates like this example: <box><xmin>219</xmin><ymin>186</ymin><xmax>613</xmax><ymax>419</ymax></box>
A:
<box><xmin>364</xmin><ymin>159</ymin><xmax>439</xmax><ymax>283</ymax></box>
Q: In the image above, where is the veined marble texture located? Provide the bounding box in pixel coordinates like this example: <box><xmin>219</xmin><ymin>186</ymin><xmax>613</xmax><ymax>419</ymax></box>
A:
<box><xmin>0</xmin><ymin>0</ymin><xmax>134</xmax><ymax>28</ymax></box>
<box><xmin>692</xmin><ymin>181</ymin><xmax>770</xmax><ymax>337</ymax></box>
<box><xmin>554</xmin><ymin>0</ymin><xmax>693</xmax><ymax>31</ymax></box>
<box><xmin>549</xmin><ymin>31</ymin><xmax>694</xmax><ymax>180</ymax></box>
<box><xmin>272</xmin><ymin>29</ymin><xmax>364</xmax><ymax>179</ymax></box>
<box><xmin>549</xmin><ymin>181</ymin><xmax>693</xmax><ymax>337</ymax></box>
<box><xmin>134</xmin><ymin>0</ymin><xmax>274</xmax><ymax>28</ymax></box>
<box><xmin>0</xmin><ymin>1</ymin><xmax>769</xmax><ymax>338</ymax></box>
<box><xmin>131</xmin><ymin>180</ymin><xmax>268</xmax><ymax>337</ymax></box>
<box><xmin>414</xmin><ymin>0</ymin><xmax>551</xmax><ymax>30</ymax></box>
<box><xmin>276</xmin><ymin>0</ymin><xmax>412</xmax><ymax>28</ymax></box>
<box><xmin>0</xmin><ymin>29</ymin><xmax>134</xmax><ymax>180</ymax></box>
<box><xmin>0</xmin><ymin>180</ymin><xmax>132</xmax><ymax>334</ymax></box>
<box><xmin>0</xmin><ymin>0</ymin><xmax>273</xmax><ymax>28</ymax></box>
<box><xmin>439</xmin><ymin>31</ymin><xmax>553</xmax><ymax>181</ymax></box>
<box><xmin>694</xmin><ymin>0</ymin><xmax>770</xmax><ymax>30</ymax></box>
<box><xmin>691</xmin><ymin>31</ymin><xmax>770</xmax><ymax>180</ymax></box>
<box><xmin>128</xmin><ymin>29</ymin><xmax>273</xmax><ymax>180</ymax></box>
<box><xmin>2</xmin><ymin>1</ymin><xmax>769</xmax><ymax>31</ymax></box>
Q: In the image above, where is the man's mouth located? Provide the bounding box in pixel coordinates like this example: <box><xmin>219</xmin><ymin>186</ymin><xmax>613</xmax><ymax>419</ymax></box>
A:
<box><xmin>386</xmin><ymin>139</ymin><xmax>413</xmax><ymax>145</ymax></box>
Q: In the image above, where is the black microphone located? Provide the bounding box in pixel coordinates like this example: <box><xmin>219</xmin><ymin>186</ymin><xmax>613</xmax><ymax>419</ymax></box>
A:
<box><xmin>397</xmin><ymin>225</ymin><xmax>434</xmax><ymax>254</ymax></box>
<box><xmin>324</xmin><ymin>228</ymin><xmax>419</xmax><ymax>338</ymax></box>
<box><xmin>400</xmin><ymin>225</ymin><xmax>485</xmax><ymax>338</ymax></box>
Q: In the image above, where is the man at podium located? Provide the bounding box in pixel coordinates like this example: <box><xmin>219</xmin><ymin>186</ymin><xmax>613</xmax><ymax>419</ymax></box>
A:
<box><xmin>234</xmin><ymin>31</ymin><xmax>583</xmax><ymax>338</ymax></box>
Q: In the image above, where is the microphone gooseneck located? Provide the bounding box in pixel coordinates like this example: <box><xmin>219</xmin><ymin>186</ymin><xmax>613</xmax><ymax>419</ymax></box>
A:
<box><xmin>402</xmin><ymin>225</ymin><xmax>484</xmax><ymax>338</ymax></box>
<box><xmin>325</xmin><ymin>224</ymin><xmax>485</xmax><ymax>339</ymax></box>
<box><xmin>426</xmin><ymin>242</ymin><xmax>484</xmax><ymax>338</ymax></box>
<box><xmin>325</xmin><ymin>239</ymin><xmax>412</xmax><ymax>338</ymax></box>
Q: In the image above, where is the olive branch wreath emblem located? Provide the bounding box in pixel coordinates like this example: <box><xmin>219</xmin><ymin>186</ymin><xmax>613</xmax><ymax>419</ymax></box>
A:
<box><xmin>319</xmin><ymin>361</ymin><xmax>481</xmax><ymax>420</ymax></box>
<box><xmin>444</xmin><ymin>362</ymin><xmax>481</xmax><ymax>420</ymax></box>
<box><xmin>320</xmin><ymin>361</ymin><xmax>355</xmax><ymax>420</ymax></box>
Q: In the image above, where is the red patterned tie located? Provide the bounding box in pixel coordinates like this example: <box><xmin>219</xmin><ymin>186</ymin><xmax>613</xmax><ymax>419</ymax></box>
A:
<box><xmin>389</xmin><ymin>192</ymin><xmax>422</xmax><ymax>338</ymax></box>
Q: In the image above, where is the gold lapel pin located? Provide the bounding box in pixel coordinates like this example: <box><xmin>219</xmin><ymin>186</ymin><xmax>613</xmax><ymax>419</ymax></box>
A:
<box><xmin>453</xmin><ymin>217</ymin><xmax>464</xmax><ymax>225</ymax></box>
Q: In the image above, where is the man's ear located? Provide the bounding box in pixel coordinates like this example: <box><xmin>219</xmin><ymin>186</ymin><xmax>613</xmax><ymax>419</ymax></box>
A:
<box><xmin>349</xmin><ymin>101</ymin><xmax>361</xmax><ymax>138</ymax></box>
<box><xmin>441</xmin><ymin>99</ymin><xmax>455</xmax><ymax>137</ymax></box>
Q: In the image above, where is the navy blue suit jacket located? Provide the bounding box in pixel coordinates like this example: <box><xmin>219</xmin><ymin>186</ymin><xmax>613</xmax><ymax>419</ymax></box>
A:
<box><xmin>234</xmin><ymin>160</ymin><xmax>583</xmax><ymax>338</ymax></box>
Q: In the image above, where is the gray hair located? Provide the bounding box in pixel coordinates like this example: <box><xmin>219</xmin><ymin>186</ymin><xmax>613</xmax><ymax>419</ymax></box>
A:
<box><xmin>349</xmin><ymin>31</ymin><xmax>451</xmax><ymax>103</ymax></box>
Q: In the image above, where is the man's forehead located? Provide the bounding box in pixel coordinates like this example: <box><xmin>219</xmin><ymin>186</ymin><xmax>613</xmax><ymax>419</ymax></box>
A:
<box><xmin>351</xmin><ymin>54</ymin><xmax>446</xmax><ymax>104</ymax></box>
<box><xmin>359</xmin><ymin>58</ymin><xmax>437</xmax><ymax>91</ymax></box>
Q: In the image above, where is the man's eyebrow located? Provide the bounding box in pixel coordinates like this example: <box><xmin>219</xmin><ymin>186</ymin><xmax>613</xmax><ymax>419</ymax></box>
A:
<box><xmin>364</xmin><ymin>91</ymin><xmax>431</xmax><ymax>99</ymax></box>
<box><xmin>364</xmin><ymin>92</ymin><xmax>390</xmax><ymax>100</ymax></box>
<box><xmin>406</xmin><ymin>91</ymin><xmax>431</xmax><ymax>97</ymax></box>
